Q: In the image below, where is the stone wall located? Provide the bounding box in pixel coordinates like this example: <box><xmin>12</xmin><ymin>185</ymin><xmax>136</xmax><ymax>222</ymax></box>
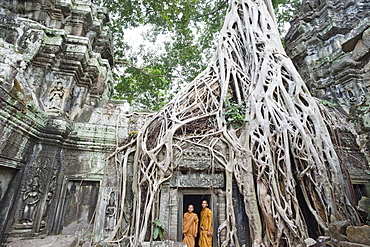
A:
<box><xmin>285</xmin><ymin>0</ymin><xmax>370</xmax><ymax>203</ymax></box>
<box><xmin>285</xmin><ymin>0</ymin><xmax>370</xmax><ymax>113</ymax></box>
<box><xmin>0</xmin><ymin>0</ymin><xmax>145</xmax><ymax>244</ymax></box>
<box><xmin>346</xmin><ymin>26</ymin><xmax>370</xmax><ymax>176</ymax></box>
<box><xmin>0</xmin><ymin>87</ymin><xmax>147</xmax><ymax>242</ymax></box>
<box><xmin>0</xmin><ymin>0</ymin><xmax>114</xmax><ymax>121</ymax></box>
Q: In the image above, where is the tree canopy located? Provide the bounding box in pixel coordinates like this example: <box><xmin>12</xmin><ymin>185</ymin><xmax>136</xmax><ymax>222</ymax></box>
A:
<box><xmin>99</xmin><ymin>0</ymin><xmax>301</xmax><ymax>110</ymax></box>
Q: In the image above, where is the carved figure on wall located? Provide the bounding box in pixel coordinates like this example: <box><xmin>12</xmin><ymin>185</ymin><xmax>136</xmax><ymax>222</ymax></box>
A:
<box><xmin>41</xmin><ymin>170</ymin><xmax>57</xmax><ymax>227</ymax></box>
<box><xmin>104</xmin><ymin>192</ymin><xmax>116</xmax><ymax>232</ymax></box>
<box><xmin>21</xmin><ymin>176</ymin><xmax>41</xmax><ymax>226</ymax></box>
<box><xmin>48</xmin><ymin>81</ymin><xmax>64</xmax><ymax>110</ymax></box>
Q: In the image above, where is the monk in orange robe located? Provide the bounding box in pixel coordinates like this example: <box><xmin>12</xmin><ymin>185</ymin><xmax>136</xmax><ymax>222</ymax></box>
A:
<box><xmin>199</xmin><ymin>200</ymin><xmax>213</xmax><ymax>247</ymax></box>
<box><xmin>182</xmin><ymin>204</ymin><xmax>199</xmax><ymax>247</ymax></box>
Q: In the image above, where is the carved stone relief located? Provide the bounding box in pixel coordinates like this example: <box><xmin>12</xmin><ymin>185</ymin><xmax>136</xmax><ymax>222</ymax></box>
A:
<box><xmin>9</xmin><ymin>148</ymin><xmax>60</xmax><ymax>236</ymax></box>
<box><xmin>20</xmin><ymin>176</ymin><xmax>41</xmax><ymax>226</ymax></box>
<box><xmin>40</xmin><ymin>168</ymin><xmax>58</xmax><ymax>230</ymax></box>
<box><xmin>171</xmin><ymin>171</ymin><xmax>225</xmax><ymax>188</ymax></box>
<box><xmin>174</xmin><ymin>145</ymin><xmax>224</xmax><ymax>171</ymax></box>
<box><xmin>47</xmin><ymin>81</ymin><xmax>65</xmax><ymax>113</ymax></box>
<box><xmin>0</xmin><ymin>0</ymin><xmax>116</xmax><ymax>242</ymax></box>
<box><xmin>1</xmin><ymin>0</ymin><xmax>113</xmax><ymax>120</ymax></box>
<box><xmin>40</xmin><ymin>74</ymin><xmax>81</xmax><ymax>117</ymax></box>
<box><xmin>104</xmin><ymin>191</ymin><xmax>116</xmax><ymax>233</ymax></box>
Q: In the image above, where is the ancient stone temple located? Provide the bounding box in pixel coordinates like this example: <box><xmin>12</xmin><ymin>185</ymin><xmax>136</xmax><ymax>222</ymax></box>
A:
<box><xmin>285</xmin><ymin>0</ymin><xmax>370</xmax><ymax>113</ymax></box>
<box><xmin>0</xmin><ymin>0</ymin><xmax>133</xmax><ymax>244</ymax></box>
<box><xmin>0</xmin><ymin>0</ymin><xmax>370</xmax><ymax>246</ymax></box>
<box><xmin>285</xmin><ymin>0</ymin><xmax>370</xmax><ymax>204</ymax></box>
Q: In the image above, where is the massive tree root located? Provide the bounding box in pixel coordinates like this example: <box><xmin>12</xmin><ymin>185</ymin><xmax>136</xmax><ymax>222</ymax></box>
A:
<box><xmin>107</xmin><ymin>0</ymin><xmax>359</xmax><ymax>246</ymax></box>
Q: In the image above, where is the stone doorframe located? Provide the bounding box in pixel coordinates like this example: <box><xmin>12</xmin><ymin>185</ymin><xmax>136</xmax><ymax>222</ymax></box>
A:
<box><xmin>52</xmin><ymin>174</ymin><xmax>104</xmax><ymax>240</ymax></box>
<box><xmin>177</xmin><ymin>188</ymin><xmax>224</xmax><ymax>247</ymax></box>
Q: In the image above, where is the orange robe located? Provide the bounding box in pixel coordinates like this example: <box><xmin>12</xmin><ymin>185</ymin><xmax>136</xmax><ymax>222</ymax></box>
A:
<box><xmin>199</xmin><ymin>208</ymin><xmax>213</xmax><ymax>247</ymax></box>
<box><xmin>182</xmin><ymin>212</ymin><xmax>199</xmax><ymax>247</ymax></box>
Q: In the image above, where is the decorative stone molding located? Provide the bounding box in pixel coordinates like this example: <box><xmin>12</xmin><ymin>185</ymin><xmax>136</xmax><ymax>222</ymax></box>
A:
<box><xmin>285</xmin><ymin>0</ymin><xmax>370</xmax><ymax>113</ymax></box>
<box><xmin>171</xmin><ymin>171</ymin><xmax>225</xmax><ymax>188</ymax></box>
<box><xmin>0</xmin><ymin>0</ymin><xmax>113</xmax><ymax>121</ymax></box>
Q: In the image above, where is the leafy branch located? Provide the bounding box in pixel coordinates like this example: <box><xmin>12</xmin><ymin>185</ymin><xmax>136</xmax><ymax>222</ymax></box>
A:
<box><xmin>115</xmin><ymin>60</ymin><xmax>165</xmax><ymax>77</ymax></box>
<box><xmin>190</xmin><ymin>0</ymin><xmax>228</xmax><ymax>20</ymax></box>
<box><xmin>223</xmin><ymin>98</ymin><xmax>248</xmax><ymax>128</ymax></box>
<box><xmin>152</xmin><ymin>219</ymin><xmax>165</xmax><ymax>240</ymax></box>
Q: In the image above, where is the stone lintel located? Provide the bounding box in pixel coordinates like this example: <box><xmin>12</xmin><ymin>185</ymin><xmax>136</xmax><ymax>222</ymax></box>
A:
<box><xmin>171</xmin><ymin>172</ymin><xmax>224</xmax><ymax>188</ymax></box>
<box><xmin>0</xmin><ymin>157</ymin><xmax>24</xmax><ymax>169</ymax></box>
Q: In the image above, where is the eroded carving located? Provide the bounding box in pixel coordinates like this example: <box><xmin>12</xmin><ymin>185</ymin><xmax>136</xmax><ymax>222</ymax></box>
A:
<box><xmin>40</xmin><ymin>169</ymin><xmax>58</xmax><ymax>229</ymax></box>
<box><xmin>171</xmin><ymin>172</ymin><xmax>225</xmax><ymax>188</ymax></box>
<box><xmin>104</xmin><ymin>191</ymin><xmax>116</xmax><ymax>232</ymax></box>
<box><xmin>20</xmin><ymin>176</ymin><xmax>41</xmax><ymax>226</ymax></box>
<box><xmin>48</xmin><ymin>81</ymin><xmax>64</xmax><ymax>111</ymax></box>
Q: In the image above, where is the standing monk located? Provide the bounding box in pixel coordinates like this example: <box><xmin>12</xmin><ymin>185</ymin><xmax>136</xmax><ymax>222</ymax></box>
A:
<box><xmin>199</xmin><ymin>200</ymin><xmax>213</xmax><ymax>247</ymax></box>
<box><xmin>182</xmin><ymin>204</ymin><xmax>199</xmax><ymax>247</ymax></box>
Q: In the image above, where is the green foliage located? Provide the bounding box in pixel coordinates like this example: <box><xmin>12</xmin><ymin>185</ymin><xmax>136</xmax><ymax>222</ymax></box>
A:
<box><xmin>98</xmin><ymin>0</ymin><xmax>301</xmax><ymax>110</ymax></box>
<box><xmin>97</xmin><ymin>0</ymin><xmax>228</xmax><ymax>110</ymax></box>
<box><xmin>129</xmin><ymin>131</ymin><xmax>138</xmax><ymax>138</ymax></box>
<box><xmin>114</xmin><ymin>65</ymin><xmax>171</xmax><ymax>111</ymax></box>
<box><xmin>320</xmin><ymin>100</ymin><xmax>338</xmax><ymax>107</ymax></box>
<box><xmin>223</xmin><ymin>98</ymin><xmax>248</xmax><ymax>128</ymax></box>
<box><xmin>273</xmin><ymin>0</ymin><xmax>302</xmax><ymax>35</ymax></box>
<box><xmin>152</xmin><ymin>219</ymin><xmax>165</xmax><ymax>240</ymax></box>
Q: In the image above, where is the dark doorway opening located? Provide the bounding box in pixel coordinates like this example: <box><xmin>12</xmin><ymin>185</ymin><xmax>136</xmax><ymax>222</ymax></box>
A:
<box><xmin>296</xmin><ymin>183</ymin><xmax>321</xmax><ymax>238</ymax></box>
<box><xmin>183</xmin><ymin>194</ymin><xmax>211</xmax><ymax>247</ymax></box>
<box><xmin>232</xmin><ymin>183</ymin><xmax>251</xmax><ymax>246</ymax></box>
<box><xmin>60</xmin><ymin>180</ymin><xmax>100</xmax><ymax>235</ymax></box>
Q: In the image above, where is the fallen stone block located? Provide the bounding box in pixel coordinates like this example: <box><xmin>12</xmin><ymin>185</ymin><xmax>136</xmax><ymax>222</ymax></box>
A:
<box><xmin>339</xmin><ymin>241</ymin><xmax>370</xmax><ymax>247</ymax></box>
<box><xmin>329</xmin><ymin>220</ymin><xmax>350</xmax><ymax>241</ymax></box>
<box><xmin>140</xmin><ymin>241</ymin><xmax>186</xmax><ymax>247</ymax></box>
<box><xmin>6</xmin><ymin>235</ymin><xmax>79</xmax><ymax>247</ymax></box>
<box><xmin>303</xmin><ymin>238</ymin><xmax>316</xmax><ymax>247</ymax></box>
<box><xmin>346</xmin><ymin>226</ymin><xmax>370</xmax><ymax>245</ymax></box>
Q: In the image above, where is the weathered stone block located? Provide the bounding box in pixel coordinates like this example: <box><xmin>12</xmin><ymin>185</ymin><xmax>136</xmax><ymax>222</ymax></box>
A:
<box><xmin>303</xmin><ymin>238</ymin><xmax>316</xmax><ymax>247</ymax></box>
<box><xmin>363</xmin><ymin>27</ymin><xmax>370</xmax><ymax>48</ymax></box>
<box><xmin>352</xmin><ymin>39</ymin><xmax>370</xmax><ymax>61</ymax></box>
<box><xmin>139</xmin><ymin>241</ymin><xmax>186</xmax><ymax>247</ymax></box>
<box><xmin>171</xmin><ymin>172</ymin><xmax>224</xmax><ymax>188</ymax></box>
<box><xmin>339</xmin><ymin>241</ymin><xmax>370</xmax><ymax>247</ymax></box>
<box><xmin>357</xmin><ymin>196</ymin><xmax>370</xmax><ymax>219</ymax></box>
<box><xmin>6</xmin><ymin>235</ymin><xmax>79</xmax><ymax>247</ymax></box>
<box><xmin>329</xmin><ymin>220</ymin><xmax>350</xmax><ymax>241</ymax></box>
<box><xmin>346</xmin><ymin>226</ymin><xmax>370</xmax><ymax>245</ymax></box>
<box><xmin>285</xmin><ymin>0</ymin><xmax>370</xmax><ymax>113</ymax></box>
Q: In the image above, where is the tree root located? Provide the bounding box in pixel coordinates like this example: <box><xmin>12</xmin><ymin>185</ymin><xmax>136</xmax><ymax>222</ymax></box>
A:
<box><xmin>106</xmin><ymin>0</ymin><xmax>360</xmax><ymax>246</ymax></box>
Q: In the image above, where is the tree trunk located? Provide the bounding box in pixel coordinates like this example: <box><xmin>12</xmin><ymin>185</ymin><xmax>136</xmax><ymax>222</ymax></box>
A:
<box><xmin>107</xmin><ymin>0</ymin><xmax>360</xmax><ymax>246</ymax></box>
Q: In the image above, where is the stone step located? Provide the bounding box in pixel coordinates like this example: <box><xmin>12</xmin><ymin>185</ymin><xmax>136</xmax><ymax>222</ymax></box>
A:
<box><xmin>339</xmin><ymin>241</ymin><xmax>370</xmax><ymax>247</ymax></box>
<box><xmin>6</xmin><ymin>235</ymin><xmax>79</xmax><ymax>247</ymax></box>
<box><xmin>140</xmin><ymin>241</ymin><xmax>186</xmax><ymax>247</ymax></box>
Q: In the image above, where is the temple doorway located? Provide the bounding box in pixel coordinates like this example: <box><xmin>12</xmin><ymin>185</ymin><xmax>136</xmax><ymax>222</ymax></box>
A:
<box><xmin>59</xmin><ymin>180</ymin><xmax>100</xmax><ymax>236</ymax></box>
<box><xmin>181</xmin><ymin>193</ymin><xmax>212</xmax><ymax>247</ymax></box>
<box><xmin>183</xmin><ymin>194</ymin><xmax>211</xmax><ymax>219</ymax></box>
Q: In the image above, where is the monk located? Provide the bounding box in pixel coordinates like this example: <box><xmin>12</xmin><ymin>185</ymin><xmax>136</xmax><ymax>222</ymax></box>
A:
<box><xmin>182</xmin><ymin>204</ymin><xmax>199</xmax><ymax>247</ymax></box>
<box><xmin>199</xmin><ymin>200</ymin><xmax>213</xmax><ymax>247</ymax></box>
